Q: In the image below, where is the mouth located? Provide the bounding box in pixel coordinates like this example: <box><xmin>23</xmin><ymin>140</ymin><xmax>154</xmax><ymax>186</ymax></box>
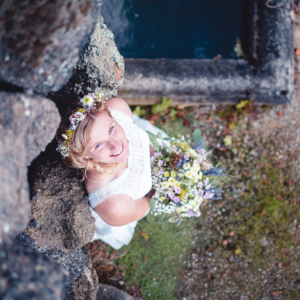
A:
<box><xmin>110</xmin><ymin>144</ymin><xmax>123</xmax><ymax>157</ymax></box>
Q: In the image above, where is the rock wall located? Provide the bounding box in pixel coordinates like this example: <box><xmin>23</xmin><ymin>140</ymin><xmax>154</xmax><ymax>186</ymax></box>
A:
<box><xmin>0</xmin><ymin>1</ymin><xmax>127</xmax><ymax>299</ymax></box>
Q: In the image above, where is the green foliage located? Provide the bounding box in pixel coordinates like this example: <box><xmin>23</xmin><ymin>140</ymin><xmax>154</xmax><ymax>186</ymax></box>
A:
<box><xmin>146</xmin><ymin>131</ymin><xmax>160</xmax><ymax>151</ymax></box>
<box><xmin>223</xmin><ymin>135</ymin><xmax>232</xmax><ymax>147</ymax></box>
<box><xmin>117</xmin><ymin>214</ymin><xmax>196</xmax><ymax>300</ymax></box>
<box><xmin>236</xmin><ymin>100</ymin><xmax>252</xmax><ymax>110</ymax></box>
<box><xmin>133</xmin><ymin>106</ymin><xmax>147</xmax><ymax>117</ymax></box>
<box><xmin>151</xmin><ymin>97</ymin><xmax>173</xmax><ymax>115</ymax></box>
<box><xmin>234</xmin><ymin>40</ymin><xmax>245</xmax><ymax>58</ymax></box>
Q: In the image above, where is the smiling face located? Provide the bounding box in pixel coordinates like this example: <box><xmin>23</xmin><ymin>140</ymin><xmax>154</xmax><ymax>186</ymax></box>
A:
<box><xmin>84</xmin><ymin>111</ymin><xmax>129</xmax><ymax>164</ymax></box>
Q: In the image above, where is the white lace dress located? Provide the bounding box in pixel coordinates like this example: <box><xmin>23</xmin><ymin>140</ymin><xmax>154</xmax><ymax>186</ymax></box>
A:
<box><xmin>88</xmin><ymin>108</ymin><xmax>168</xmax><ymax>250</ymax></box>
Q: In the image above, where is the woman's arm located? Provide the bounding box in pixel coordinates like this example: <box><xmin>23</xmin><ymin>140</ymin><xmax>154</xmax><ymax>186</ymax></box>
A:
<box><xmin>93</xmin><ymin>189</ymin><xmax>155</xmax><ymax>226</ymax></box>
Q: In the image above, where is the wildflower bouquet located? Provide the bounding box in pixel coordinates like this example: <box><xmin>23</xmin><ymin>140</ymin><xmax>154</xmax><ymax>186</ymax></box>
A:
<box><xmin>148</xmin><ymin>129</ymin><xmax>224</xmax><ymax>221</ymax></box>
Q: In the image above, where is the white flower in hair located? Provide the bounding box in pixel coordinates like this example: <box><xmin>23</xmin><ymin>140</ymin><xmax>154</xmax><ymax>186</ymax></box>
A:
<box><xmin>81</xmin><ymin>95</ymin><xmax>94</xmax><ymax>107</ymax></box>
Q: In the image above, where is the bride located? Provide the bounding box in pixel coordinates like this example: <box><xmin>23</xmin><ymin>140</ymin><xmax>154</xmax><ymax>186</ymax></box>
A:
<box><xmin>57</xmin><ymin>95</ymin><xmax>168</xmax><ymax>250</ymax></box>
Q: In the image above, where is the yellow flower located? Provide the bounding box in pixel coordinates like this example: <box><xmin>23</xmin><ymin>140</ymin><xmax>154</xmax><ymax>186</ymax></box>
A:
<box><xmin>168</xmin><ymin>177</ymin><xmax>175</xmax><ymax>185</ymax></box>
<box><xmin>188</xmin><ymin>149</ymin><xmax>197</xmax><ymax>158</ymax></box>
<box><xmin>185</xmin><ymin>170</ymin><xmax>193</xmax><ymax>179</ymax></box>
<box><xmin>199</xmin><ymin>171</ymin><xmax>203</xmax><ymax>179</ymax></box>
<box><xmin>177</xmin><ymin>207</ymin><xmax>183</xmax><ymax>213</ymax></box>
<box><xmin>184</xmin><ymin>143</ymin><xmax>191</xmax><ymax>150</ymax></box>
<box><xmin>78</xmin><ymin>108</ymin><xmax>85</xmax><ymax>113</ymax></box>
<box><xmin>161</xmin><ymin>197</ymin><xmax>166</xmax><ymax>201</ymax></box>
<box><xmin>96</xmin><ymin>93</ymin><xmax>103</xmax><ymax>101</ymax></box>
<box><xmin>65</xmin><ymin>129</ymin><xmax>74</xmax><ymax>139</ymax></box>
<box><xmin>183</xmin><ymin>163</ymin><xmax>190</xmax><ymax>170</ymax></box>
<box><xmin>164</xmin><ymin>172</ymin><xmax>170</xmax><ymax>178</ymax></box>
<box><xmin>171</xmin><ymin>171</ymin><xmax>177</xmax><ymax>177</ymax></box>
<box><xmin>180</xmin><ymin>189</ymin><xmax>187</xmax><ymax>199</ymax></box>
<box><xmin>193</xmin><ymin>175</ymin><xmax>199</xmax><ymax>182</ymax></box>
<box><xmin>162</xmin><ymin>182</ymin><xmax>169</xmax><ymax>189</ymax></box>
<box><xmin>174</xmin><ymin>181</ymin><xmax>180</xmax><ymax>188</ymax></box>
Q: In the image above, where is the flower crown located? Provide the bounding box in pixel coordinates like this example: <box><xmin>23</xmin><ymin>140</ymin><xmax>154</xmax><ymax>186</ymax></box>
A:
<box><xmin>57</xmin><ymin>92</ymin><xmax>108</xmax><ymax>158</ymax></box>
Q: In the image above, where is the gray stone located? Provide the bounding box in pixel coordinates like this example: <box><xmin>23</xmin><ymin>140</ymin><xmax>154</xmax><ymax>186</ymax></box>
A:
<box><xmin>0</xmin><ymin>0</ymin><xmax>101</xmax><ymax>94</ymax></box>
<box><xmin>20</xmin><ymin>233</ymin><xmax>98</xmax><ymax>300</ymax></box>
<box><xmin>0</xmin><ymin>92</ymin><xmax>60</xmax><ymax>243</ymax></box>
<box><xmin>97</xmin><ymin>284</ymin><xmax>135</xmax><ymax>300</ymax></box>
<box><xmin>27</xmin><ymin>160</ymin><xmax>95</xmax><ymax>251</ymax></box>
<box><xmin>48</xmin><ymin>14</ymin><xmax>124</xmax><ymax>113</ymax></box>
<box><xmin>0</xmin><ymin>238</ymin><xmax>68</xmax><ymax>300</ymax></box>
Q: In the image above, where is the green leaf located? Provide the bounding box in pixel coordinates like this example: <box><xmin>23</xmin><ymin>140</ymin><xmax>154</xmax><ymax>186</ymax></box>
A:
<box><xmin>151</xmin><ymin>97</ymin><xmax>173</xmax><ymax>114</ymax></box>
<box><xmin>223</xmin><ymin>135</ymin><xmax>232</xmax><ymax>147</ymax></box>
<box><xmin>234</xmin><ymin>42</ymin><xmax>244</xmax><ymax>57</ymax></box>
<box><xmin>132</xmin><ymin>106</ymin><xmax>147</xmax><ymax>117</ymax></box>
<box><xmin>232</xmin><ymin>146</ymin><xmax>238</xmax><ymax>156</ymax></box>
<box><xmin>236</xmin><ymin>100</ymin><xmax>252</xmax><ymax>110</ymax></box>
<box><xmin>146</xmin><ymin>131</ymin><xmax>160</xmax><ymax>151</ymax></box>
<box><xmin>192</xmin><ymin>129</ymin><xmax>202</xmax><ymax>143</ymax></box>
<box><xmin>149</xmin><ymin>197</ymin><xmax>156</xmax><ymax>212</ymax></box>
<box><xmin>169</xmin><ymin>108</ymin><xmax>177</xmax><ymax>120</ymax></box>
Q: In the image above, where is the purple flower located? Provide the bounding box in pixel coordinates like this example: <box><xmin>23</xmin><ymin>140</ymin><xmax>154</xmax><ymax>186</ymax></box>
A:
<box><xmin>199</xmin><ymin>148</ymin><xmax>206</xmax><ymax>155</ymax></box>
<box><xmin>184</xmin><ymin>154</ymin><xmax>190</xmax><ymax>160</ymax></box>
<box><xmin>199</xmin><ymin>190</ymin><xmax>204</xmax><ymax>195</ymax></box>
<box><xmin>168</xmin><ymin>192</ymin><xmax>175</xmax><ymax>199</ymax></box>
<box><xmin>187</xmin><ymin>209</ymin><xmax>194</xmax><ymax>217</ymax></box>
<box><xmin>158</xmin><ymin>160</ymin><xmax>163</xmax><ymax>167</ymax></box>
<box><xmin>69</xmin><ymin>115</ymin><xmax>74</xmax><ymax>125</ymax></box>
<box><xmin>195</xmin><ymin>211</ymin><xmax>201</xmax><ymax>217</ymax></box>
<box><xmin>153</xmin><ymin>152</ymin><xmax>160</xmax><ymax>158</ymax></box>
<box><xmin>175</xmin><ymin>187</ymin><xmax>181</xmax><ymax>194</ymax></box>
<box><xmin>159</xmin><ymin>169</ymin><xmax>164</xmax><ymax>174</ymax></box>
<box><xmin>198</xmin><ymin>182</ymin><xmax>203</xmax><ymax>188</ymax></box>
<box><xmin>173</xmin><ymin>197</ymin><xmax>180</xmax><ymax>203</ymax></box>
<box><xmin>204</xmin><ymin>178</ymin><xmax>209</xmax><ymax>185</ymax></box>
<box><xmin>205</xmin><ymin>184</ymin><xmax>211</xmax><ymax>190</ymax></box>
<box><xmin>204</xmin><ymin>192</ymin><xmax>214</xmax><ymax>199</ymax></box>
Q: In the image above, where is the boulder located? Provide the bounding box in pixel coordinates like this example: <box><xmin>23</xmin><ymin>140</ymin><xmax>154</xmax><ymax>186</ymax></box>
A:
<box><xmin>48</xmin><ymin>15</ymin><xmax>125</xmax><ymax>113</ymax></box>
<box><xmin>27</xmin><ymin>159</ymin><xmax>95</xmax><ymax>251</ymax></box>
<box><xmin>97</xmin><ymin>284</ymin><xmax>135</xmax><ymax>300</ymax></box>
<box><xmin>20</xmin><ymin>233</ymin><xmax>98</xmax><ymax>300</ymax></box>
<box><xmin>0</xmin><ymin>0</ymin><xmax>101</xmax><ymax>94</ymax></box>
<box><xmin>0</xmin><ymin>92</ymin><xmax>60</xmax><ymax>244</ymax></box>
<box><xmin>0</xmin><ymin>238</ymin><xmax>68</xmax><ymax>300</ymax></box>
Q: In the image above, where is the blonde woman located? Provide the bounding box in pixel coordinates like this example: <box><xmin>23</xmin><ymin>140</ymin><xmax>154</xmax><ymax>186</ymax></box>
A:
<box><xmin>57</xmin><ymin>95</ymin><xmax>168</xmax><ymax>249</ymax></box>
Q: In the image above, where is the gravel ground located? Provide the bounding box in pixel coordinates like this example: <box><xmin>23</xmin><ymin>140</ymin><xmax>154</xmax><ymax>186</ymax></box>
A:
<box><xmin>176</xmin><ymin>4</ymin><xmax>300</xmax><ymax>300</ymax></box>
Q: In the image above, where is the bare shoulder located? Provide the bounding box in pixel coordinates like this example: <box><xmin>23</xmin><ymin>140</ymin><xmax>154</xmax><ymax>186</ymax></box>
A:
<box><xmin>93</xmin><ymin>193</ymin><xmax>137</xmax><ymax>226</ymax></box>
<box><xmin>105</xmin><ymin>98</ymin><xmax>132</xmax><ymax>119</ymax></box>
<box><xmin>84</xmin><ymin>173</ymin><xmax>112</xmax><ymax>195</ymax></box>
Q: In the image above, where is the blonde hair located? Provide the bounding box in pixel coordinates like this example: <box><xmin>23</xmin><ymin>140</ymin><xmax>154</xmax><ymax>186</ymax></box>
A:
<box><xmin>57</xmin><ymin>101</ymin><xmax>119</xmax><ymax>180</ymax></box>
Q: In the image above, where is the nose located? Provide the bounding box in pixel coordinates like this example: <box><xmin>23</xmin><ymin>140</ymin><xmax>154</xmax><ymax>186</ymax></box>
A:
<box><xmin>109</xmin><ymin>138</ymin><xmax>120</xmax><ymax>150</ymax></box>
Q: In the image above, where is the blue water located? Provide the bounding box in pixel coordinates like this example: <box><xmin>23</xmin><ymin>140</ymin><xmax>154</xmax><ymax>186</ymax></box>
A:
<box><xmin>101</xmin><ymin>0</ymin><xmax>241</xmax><ymax>59</ymax></box>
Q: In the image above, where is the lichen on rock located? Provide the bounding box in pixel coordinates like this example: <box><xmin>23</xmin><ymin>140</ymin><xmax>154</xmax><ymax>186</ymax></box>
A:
<box><xmin>0</xmin><ymin>0</ymin><xmax>101</xmax><ymax>94</ymax></box>
<box><xmin>27</xmin><ymin>160</ymin><xmax>95</xmax><ymax>251</ymax></box>
<box><xmin>0</xmin><ymin>92</ymin><xmax>60</xmax><ymax>244</ymax></box>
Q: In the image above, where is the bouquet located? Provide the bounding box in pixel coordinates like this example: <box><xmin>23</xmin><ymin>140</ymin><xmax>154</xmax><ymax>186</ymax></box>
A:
<box><xmin>147</xmin><ymin>129</ymin><xmax>225</xmax><ymax>221</ymax></box>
